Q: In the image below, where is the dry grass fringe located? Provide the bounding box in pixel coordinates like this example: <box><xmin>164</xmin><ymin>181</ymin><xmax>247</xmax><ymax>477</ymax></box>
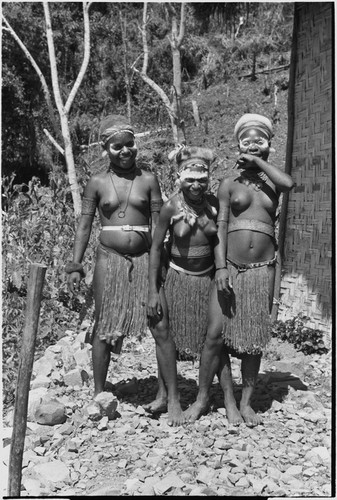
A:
<box><xmin>222</xmin><ymin>264</ymin><xmax>271</xmax><ymax>354</ymax></box>
<box><xmin>96</xmin><ymin>250</ymin><xmax>149</xmax><ymax>344</ymax></box>
<box><xmin>165</xmin><ymin>267</ymin><xmax>213</xmax><ymax>359</ymax></box>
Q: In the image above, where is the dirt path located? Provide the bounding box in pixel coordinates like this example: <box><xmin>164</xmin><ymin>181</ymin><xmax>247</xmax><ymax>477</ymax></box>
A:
<box><xmin>3</xmin><ymin>329</ymin><xmax>332</xmax><ymax>497</ymax></box>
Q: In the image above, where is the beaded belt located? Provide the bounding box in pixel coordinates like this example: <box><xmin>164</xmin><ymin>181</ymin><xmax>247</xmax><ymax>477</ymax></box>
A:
<box><xmin>101</xmin><ymin>225</ymin><xmax>149</xmax><ymax>232</ymax></box>
<box><xmin>169</xmin><ymin>261</ymin><xmax>214</xmax><ymax>276</ymax></box>
<box><xmin>227</xmin><ymin>255</ymin><xmax>277</xmax><ymax>271</ymax></box>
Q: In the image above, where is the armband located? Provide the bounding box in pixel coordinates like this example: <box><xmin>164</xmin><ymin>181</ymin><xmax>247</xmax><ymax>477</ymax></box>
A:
<box><xmin>217</xmin><ymin>205</ymin><xmax>230</xmax><ymax>223</ymax></box>
<box><xmin>216</xmin><ymin>266</ymin><xmax>227</xmax><ymax>271</ymax></box>
<box><xmin>65</xmin><ymin>262</ymin><xmax>86</xmax><ymax>276</ymax></box>
<box><xmin>151</xmin><ymin>198</ymin><xmax>163</xmax><ymax>213</ymax></box>
<box><xmin>81</xmin><ymin>197</ymin><xmax>97</xmax><ymax>216</ymax></box>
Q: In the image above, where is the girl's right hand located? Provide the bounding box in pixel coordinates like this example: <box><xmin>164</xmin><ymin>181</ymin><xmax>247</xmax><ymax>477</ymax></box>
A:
<box><xmin>67</xmin><ymin>272</ymin><xmax>82</xmax><ymax>295</ymax></box>
<box><xmin>215</xmin><ymin>268</ymin><xmax>232</xmax><ymax>295</ymax></box>
<box><xmin>147</xmin><ymin>291</ymin><xmax>162</xmax><ymax>317</ymax></box>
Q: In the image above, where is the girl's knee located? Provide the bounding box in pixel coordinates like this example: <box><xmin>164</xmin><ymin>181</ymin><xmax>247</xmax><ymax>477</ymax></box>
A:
<box><xmin>150</xmin><ymin>320</ymin><xmax>169</xmax><ymax>342</ymax></box>
<box><xmin>205</xmin><ymin>323</ymin><xmax>223</xmax><ymax>347</ymax></box>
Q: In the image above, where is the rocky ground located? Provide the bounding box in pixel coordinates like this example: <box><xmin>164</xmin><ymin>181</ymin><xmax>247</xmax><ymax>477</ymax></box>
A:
<box><xmin>3</xmin><ymin>322</ymin><xmax>332</xmax><ymax>497</ymax></box>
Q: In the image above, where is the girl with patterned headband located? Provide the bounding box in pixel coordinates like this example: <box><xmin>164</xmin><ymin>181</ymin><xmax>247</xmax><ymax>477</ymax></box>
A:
<box><xmin>66</xmin><ymin>114</ymin><xmax>163</xmax><ymax>400</ymax></box>
<box><xmin>146</xmin><ymin>145</ymin><xmax>218</xmax><ymax>426</ymax></box>
<box><xmin>186</xmin><ymin>113</ymin><xmax>294</xmax><ymax>426</ymax></box>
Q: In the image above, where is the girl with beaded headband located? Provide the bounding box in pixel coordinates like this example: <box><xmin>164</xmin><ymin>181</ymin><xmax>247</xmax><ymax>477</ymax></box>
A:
<box><xmin>146</xmin><ymin>145</ymin><xmax>218</xmax><ymax>425</ymax></box>
<box><xmin>66</xmin><ymin>114</ymin><xmax>163</xmax><ymax>400</ymax></box>
<box><xmin>185</xmin><ymin>113</ymin><xmax>294</xmax><ymax>426</ymax></box>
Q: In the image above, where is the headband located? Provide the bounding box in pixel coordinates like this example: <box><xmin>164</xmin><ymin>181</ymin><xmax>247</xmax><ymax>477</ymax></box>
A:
<box><xmin>238</xmin><ymin>128</ymin><xmax>270</xmax><ymax>141</ymax></box>
<box><xmin>101</xmin><ymin>128</ymin><xmax>135</xmax><ymax>146</ymax></box>
<box><xmin>99</xmin><ymin>114</ymin><xmax>135</xmax><ymax>146</ymax></box>
<box><xmin>234</xmin><ymin>113</ymin><xmax>273</xmax><ymax>142</ymax></box>
<box><xmin>179</xmin><ymin>168</ymin><xmax>209</xmax><ymax>181</ymax></box>
<box><xmin>178</xmin><ymin>158</ymin><xmax>209</xmax><ymax>175</ymax></box>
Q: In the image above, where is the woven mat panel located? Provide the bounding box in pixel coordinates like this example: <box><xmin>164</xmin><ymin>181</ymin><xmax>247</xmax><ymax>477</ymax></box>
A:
<box><xmin>278</xmin><ymin>4</ymin><xmax>332</xmax><ymax>333</ymax></box>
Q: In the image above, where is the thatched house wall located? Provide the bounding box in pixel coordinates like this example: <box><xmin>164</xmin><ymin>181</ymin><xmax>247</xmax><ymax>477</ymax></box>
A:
<box><xmin>276</xmin><ymin>3</ymin><xmax>333</xmax><ymax>337</ymax></box>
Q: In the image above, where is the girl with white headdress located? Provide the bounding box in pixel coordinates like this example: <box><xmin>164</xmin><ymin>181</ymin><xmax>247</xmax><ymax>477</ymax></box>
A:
<box><xmin>185</xmin><ymin>114</ymin><xmax>294</xmax><ymax>426</ymax></box>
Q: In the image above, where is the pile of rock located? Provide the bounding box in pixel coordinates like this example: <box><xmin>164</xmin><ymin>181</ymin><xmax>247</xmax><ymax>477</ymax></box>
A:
<box><xmin>2</xmin><ymin>326</ymin><xmax>332</xmax><ymax>497</ymax></box>
<box><xmin>2</xmin><ymin>325</ymin><xmax>119</xmax><ymax>496</ymax></box>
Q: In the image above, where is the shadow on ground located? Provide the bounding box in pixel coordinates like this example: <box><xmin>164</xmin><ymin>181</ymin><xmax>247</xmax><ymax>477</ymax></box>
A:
<box><xmin>104</xmin><ymin>370</ymin><xmax>308</xmax><ymax>418</ymax></box>
<box><xmin>211</xmin><ymin>370</ymin><xmax>308</xmax><ymax>415</ymax></box>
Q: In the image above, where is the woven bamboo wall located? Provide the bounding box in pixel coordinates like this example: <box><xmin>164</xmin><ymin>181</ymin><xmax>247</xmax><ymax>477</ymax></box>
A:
<box><xmin>277</xmin><ymin>3</ymin><xmax>332</xmax><ymax>337</ymax></box>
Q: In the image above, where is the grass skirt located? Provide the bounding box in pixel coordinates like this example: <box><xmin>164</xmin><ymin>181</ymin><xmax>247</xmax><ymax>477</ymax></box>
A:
<box><xmin>95</xmin><ymin>247</ymin><xmax>149</xmax><ymax>350</ymax></box>
<box><xmin>222</xmin><ymin>263</ymin><xmax>271</xmax><ymax>354</ymax></box>
<box><xmin>165</xmin><ymin>266</ymin><xmax>213</xmax><ymax>360</ymax></box>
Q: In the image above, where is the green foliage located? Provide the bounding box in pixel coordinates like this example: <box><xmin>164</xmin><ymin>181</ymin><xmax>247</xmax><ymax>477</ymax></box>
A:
<box><xmin>270</xmin><ymin>314</ymin><xmax>329</xmax><ymax>356</ymax></box>
<box><xmin>2</xmin><ymin>170</ymin><xmax>97</xmax><ymax>410</ymax></box>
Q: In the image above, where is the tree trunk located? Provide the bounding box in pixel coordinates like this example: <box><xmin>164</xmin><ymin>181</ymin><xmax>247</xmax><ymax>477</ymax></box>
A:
<box><xmin>133</xmin><ymin>2</ymin><xmax>186</xmax><ymax>146</ymax></box>
<box><xmin>119</xmin><ymin>9</ymin><xmax>132</xmax><ymax>123</ymax></box>
<box><xmin>167</xmin><ymin>2</ymin><xmax>186</xmax><ymax>144</ymax></box>
<box><xmin>60</xmin><ymin>112</ymin><xmax>82</xmax><ymax>218</ymax></box>
<box><xmin>171</xmin><ymin>46</ymin><xmax>185</xmax><ymax>144</ymax></box>
<box><xmin>43</xmin><ymin>1</ymin><xmax>91</xmax><ymax>217</ymax></box>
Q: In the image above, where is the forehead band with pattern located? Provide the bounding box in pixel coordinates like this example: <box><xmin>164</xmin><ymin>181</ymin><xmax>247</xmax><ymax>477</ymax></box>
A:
<box><xmin>102</xmin><ymin>129</ymin><xmax>135</xmax><ymax>145</ymax></box>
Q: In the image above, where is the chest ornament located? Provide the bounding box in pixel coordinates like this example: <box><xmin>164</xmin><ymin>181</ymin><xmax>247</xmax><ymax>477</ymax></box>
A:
<box><xmin>171</xmin><ymin>192</ymin><xmax>217</xmax><ymax>227</ymax></box>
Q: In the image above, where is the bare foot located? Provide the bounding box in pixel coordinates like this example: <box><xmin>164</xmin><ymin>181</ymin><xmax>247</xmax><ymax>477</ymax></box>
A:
<box><xmin>240</xmin><ymin>404</ymin><xmax>262</xmax><ymax>426</ymax></box>
<box><xmin>143</xmin><ymin>397</ymin><xmax>168</xmax><ymax>414</ymax></box>
<box><xmin>184</xmin><ymin>399</ymin><xmax>210</xmax><ymax>423</ymax></box>
<box><xmin>225</xmin><ymin>401</ymin><xmax>244</xmax><ymax>425</ymax></box>
<box><xmin>167</xmin><ymin>400</ymin><xmax>185</xmax><ymax>426</ymax></box>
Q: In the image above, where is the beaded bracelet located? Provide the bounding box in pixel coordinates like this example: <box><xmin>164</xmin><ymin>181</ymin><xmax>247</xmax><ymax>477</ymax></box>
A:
<box><xmin>65</xmin><ymin>262</ymin><xmax>86</xmax><ymax>276</ymax></box>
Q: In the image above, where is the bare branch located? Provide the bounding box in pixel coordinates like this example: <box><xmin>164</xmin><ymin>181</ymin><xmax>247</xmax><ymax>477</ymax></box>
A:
<box><xmin>177</xmin><ymin>2</ymin><xmax>186</xmax><ymax>47</ymax></box>
<box><xmin>141</xmin><ymin>2</ymin><xmax>149</xmax><ymax>74</ymax></box>
<box><xmin>239</xmin><ymin>64</ymin><xmax>290</xmax><ymax>78</ymax></box>
<box><xmin>43</xmin><ymin>129</ymin><xmax>64</xmax><ymax>155</ymax></box>
<box><xmin>133</xmin><ymin>66</ymin><xmax>177</xmax><ymax>120</ymax></box>
<box><xmin>168</xmin><ymin>3</ymin><xmax>178</xmax><ymax>45</ymax></box>
<box><xmin>130</xmin><ymin>53</ymin><xmax>143</xmax><ymax>71</ymax></box>
<box><xmin>166</xmin><ymin>3</ymin><xmax>176</xmax><ymax>16</ymax></box>
<box><xmin>65</xmin><ymin>1</ymin><xmax>91</xmax><ymax>113</ymax></box>
<box><xmin>43</xmin><ymin>1</ymin><xmax>64</xmax><ymax>116</ymax></box>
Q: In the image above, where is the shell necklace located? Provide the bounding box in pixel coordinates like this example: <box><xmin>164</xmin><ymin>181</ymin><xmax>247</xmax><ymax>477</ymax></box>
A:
<box><xmin>173</xmin><ymin>192</ymin><xmax>217</xmax><ymax>227</ymax></box>
<box><xmin>109</xmin><ymin>170</ymin><xmax>135</xmax><ymax>218</ymax></box>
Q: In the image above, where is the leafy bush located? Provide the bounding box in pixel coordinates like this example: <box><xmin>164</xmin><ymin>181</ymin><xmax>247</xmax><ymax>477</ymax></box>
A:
<box><xmin>270</xmin><ymin>314</ymin><xmax>329</xmax><ymax>355</ymax></box>
<box><xmin>2</xmin><ymin>170</ymin><xmax>97</xmax><ymax>411</ymax></box>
